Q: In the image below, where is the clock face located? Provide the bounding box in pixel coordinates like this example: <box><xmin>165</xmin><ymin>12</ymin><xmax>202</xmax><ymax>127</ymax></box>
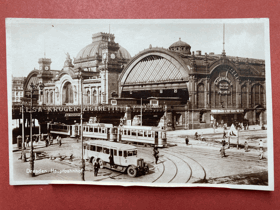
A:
<box><xmin>45</xmin><ymin>66</ymin><xmax>49</xmax><ymax>70</ymax></box>
<box><xmin>110</xmin><ymin>53</ymin><xmax>115</xmax><ymax>59</ymax></box>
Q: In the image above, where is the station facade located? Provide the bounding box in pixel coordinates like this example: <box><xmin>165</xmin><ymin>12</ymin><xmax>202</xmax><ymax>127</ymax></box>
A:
<box><xmin>19</xmin><ymin>32</ymin><xmax>266</xmax><ymax>130</ymax></box>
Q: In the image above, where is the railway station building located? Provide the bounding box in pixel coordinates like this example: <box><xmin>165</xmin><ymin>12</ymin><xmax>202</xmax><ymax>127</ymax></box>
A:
<box><xmin>19</xmin><ymin>32</ymin><xmax>266</xmax><ymax>130</ymax></box>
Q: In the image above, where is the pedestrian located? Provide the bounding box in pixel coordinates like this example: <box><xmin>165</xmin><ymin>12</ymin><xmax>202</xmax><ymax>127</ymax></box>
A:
<box><xmin>185</xmin><ymin>136</ymin><xmax>189</xmax><ymax>146</ymax></box>
<box><xmin>194</xmin><ymin>132</ymin><xmax>199</xmax><ymax>140</ymax></box>
<box><xmin>109</xmin><ymin>154</ymin><xmax>114</xmax><ymax>168</ymax></box>
<box><xmin>26</xmin><ymin>137</ymin><xmax>30</xmax><ymax>148</ymax></box>
<box><xmin>93</xmin><ymin>158</ymin><xmax>100</xmax><ymax>176</ymax></box>
<box><xmin>59</xmin><ymin>136</ymin><xmax>62</xmax><ymax>147</ymax></box>
<box><xmin>244</xmin><ymin>140</ymin><xmax>249</xmax><ymax>152</ymax></box>
<box><xmin>45</xmin><ymin>137</ymin><xmax>49</xmax><ymax>147</ymax></box>
<box><xmin>153</xmin><ymin>147</ymin><xmax>159</xmax><ymax>164</ymax></box>
<box><xmin>56</xmin><ymin>136</ymin><xmax>59</xmax><ymax>144</ymax></box>
<box><xmin>259</xmin><ymin>139</ymin><xmax>263</xmax><ymax>152</ymax></box>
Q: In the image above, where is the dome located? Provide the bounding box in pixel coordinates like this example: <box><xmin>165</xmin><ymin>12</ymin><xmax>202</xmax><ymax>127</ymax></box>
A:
<box><xmin>75</xmin><ymin>32</ymin><xmax>131</xmax><ymax>62</ymax></box>
<box><xmin>169</xmin><ymin>38</ymin><xmax>191</xmax><ymax>54</ymax></box>
<box><xmin>117</xmin><ymin>46</ymin><xmax>131</xmax><ymax>60</ymax></box>
<box><xmin>169</xmin><ymin>38</ymin><xmax>191</xmax><ymax>48</ymax></box>
<box><xmin>76</xmin><ymin>42</ymin><xmax>101</xmax><ymax>60</ymax></box>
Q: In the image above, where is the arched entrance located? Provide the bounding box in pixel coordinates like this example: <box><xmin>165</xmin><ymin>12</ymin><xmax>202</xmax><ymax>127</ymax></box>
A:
<box><xmin>62</xmin><ymin>82</ymin><xmax>73</xmax><ymax>104</ymax></box>
<box><xmin>119</xmin><ymin>49</ymin><xmax>190</xmax><ymax>104</ymax></box>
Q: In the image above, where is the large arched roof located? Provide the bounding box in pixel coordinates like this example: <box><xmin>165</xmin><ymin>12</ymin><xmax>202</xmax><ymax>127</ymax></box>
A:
<box><xmin>119</xmin><ymin>48</ymin><xmax>190</xmax><ymax>86</ymax></box>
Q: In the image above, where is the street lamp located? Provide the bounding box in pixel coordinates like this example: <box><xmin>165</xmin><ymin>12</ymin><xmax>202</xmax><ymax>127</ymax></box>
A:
<box><xmin>21</xmin><ymin>103</ymin><xmax>26</xmax><ymax>162</ymax></box>
<box><xmin>77</xmin><ymin>67</ymin><xmax>85</xmax><ymax>181</ymax></box>
<box><xmin>29</xmin><ymin>82</ymin><xmax>44</xmax><ymax>177</ymax></box>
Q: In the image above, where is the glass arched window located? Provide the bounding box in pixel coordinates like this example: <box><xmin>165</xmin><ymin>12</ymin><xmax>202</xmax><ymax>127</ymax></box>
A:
<box><xmin>241</xmin><ymin>85</ymin><xmax>247</xmax><ymax>108</ymax></box>
<box><xmin>62</xmin><ymin>82</ymin><xmax>73</xmax><ymax>104</ymax></box>
<box><xmin>197</xmin><ymin>83</ymin><xmax>205</xmax><ymax>108</ymax></box>
<box><xmin>50</xmin><ymin>91</ymin><xmax>53</xmax><ymax>104</ymax></box>
<box><xmin>251</xmin><ymin>84</ymin><xmax>264</xmax><ymax>107</ymax></box>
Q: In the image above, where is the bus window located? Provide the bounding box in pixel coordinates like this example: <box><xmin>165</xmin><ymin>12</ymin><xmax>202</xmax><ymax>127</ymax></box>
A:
<box><xmin>155</xmin><ymin>132</ymin><xmax>158</xmax><ymax>138</ymax></box>
<box><xmin>90</xmin><ymin>145</ymin><xmax>95</xmax><ymax>151</ymax></box>
<box><xmin>97</xmin><ymin>146</ymin><xmax>102</xmax><ymax>152</ymax></box>
<box><xmin>124</xmin><ymin>151</ymin><xmax>127</xmax><ymax>157</ymax></box>
<box><xmin>103</xmin><ymin>148</ymin><xmax>109</xmax><ymax>154</ymax></box>
<box><xmin>94</xmin><ymin>128</ymin><xmax>98</xmax><ymax>132</ymax></box>
<box><xmin>119</xmin><ymin>150</ymin><xmax>122</xmax><ymax>156</ymax></box>
<box><xmin>127</xmin><ymin>130</ymin><xmax>130</xmax><ymax>135</ymax></box>
<box><xmin>114</xmin><ymin>149</ymin><xmax>117</xmax><ymax>156</ymax></box>
<box><xmin>89</xmin><ymin>127</ymin><xmax>93</xmax><ymax>132</ymax></box>
<box><xmin>127</xmin><ymin>150</ymin><xmax>137</xmax><ymax>156</ymax></box>
<box><xmin>138</xmin><ymin>130</ymin><xmax>143</xmax><ymax>137</ymax></box>
<box><xmin>132</xmin><ymin>130</ymin><xmax>136</xmax><ymax>136</ymax></box>
<box><xmin>148</xmin><ymin>131</ymin><xmax>151</xmax><ymax>138</ymax></box>
<box><xmin>102</xmin><ymin>128</ymin><xmax>105</xmax><ymax>134</ymax></box>
<box><xmin>124</xmin><ymin>130</ymin><xmax>127</xmax><ymax>135</ymax></box>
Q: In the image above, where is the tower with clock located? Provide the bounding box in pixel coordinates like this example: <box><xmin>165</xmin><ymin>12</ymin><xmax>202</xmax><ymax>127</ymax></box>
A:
<box><xmin>38</xmin><ymin>58</ymin><xmax>52</xmax><ymax>71</ymax></box>
<box><xmin>100</xmin><ymin>33</ymin><xmax>121</xmax><ymax>104</ymax></box>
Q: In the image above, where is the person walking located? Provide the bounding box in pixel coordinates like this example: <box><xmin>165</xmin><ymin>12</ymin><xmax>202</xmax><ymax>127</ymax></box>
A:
<box><xmin>93</xmin><ymin>158</ymin><xmax>100</xmax><ymax>177</ymax></box>
<box><xmin>109</xmin><ymin>154</ymin><xmax>114</xmax><ymax>168</ymax></box>
<box><xmin>185</xmin><ymin>136</ymin><xmax>189</xmax><ymax>146</ymax></box>
<box><xmin>153</xmin><ymin>147</ymin><xmax>159</xmax><ymax>164</ymax></box>
<box><xmin>58</xmin><ymin>136</ymin><xmax>62</xmax><ymax>147</ymax></box>
<box><xmin>26</xmin><ymin>137</ymin><xmax>30</xmax><ymax>148</ymax></box>
<box><xmin>244</xmin><ymin>140</ymin><xmax>249</xmax><ymax>152</ymax></box>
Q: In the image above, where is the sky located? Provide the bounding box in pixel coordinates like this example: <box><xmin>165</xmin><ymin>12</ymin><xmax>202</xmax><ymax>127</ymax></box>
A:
<box><xmin>6</xmin><ymin>19</ymin><xmax>267</xmax><ymax>77</ymax></box>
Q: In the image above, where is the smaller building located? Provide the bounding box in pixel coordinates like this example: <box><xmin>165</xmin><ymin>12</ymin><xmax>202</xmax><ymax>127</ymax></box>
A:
<box><xmin>12</xmin><ymin>76</ymin><xmax>25</xmax><ymax>104</ymax></box>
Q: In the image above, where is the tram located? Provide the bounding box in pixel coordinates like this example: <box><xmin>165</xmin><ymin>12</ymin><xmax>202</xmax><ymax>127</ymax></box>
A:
<box><xmin>49</xmin><ymin>123</ymin><xmax>78</xmax><ymax>137</ymax></box>
<box><xmin>119</xmin><ymin>126</ymin><xmax>167</xmax><ymax>147</ymax></box>
<box><xmin>84</xmin><ymin>140</ymin><xmax>149</xmax><ymax>177</ymax></box>
<box><xmin>49</xmin><ymin>122</ymin><xmax>167</xmax><ymax>147</ymax></box>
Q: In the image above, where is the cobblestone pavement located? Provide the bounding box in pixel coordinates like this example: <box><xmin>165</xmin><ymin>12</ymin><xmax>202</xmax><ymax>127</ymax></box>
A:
<box><xmin>11</xmin><ymin>126</ymin><xmax>268</xmax><ymax>186</ymax></box>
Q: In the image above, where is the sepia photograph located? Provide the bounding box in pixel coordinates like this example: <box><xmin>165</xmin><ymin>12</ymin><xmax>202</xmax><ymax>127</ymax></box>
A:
<box><xmin>7</xmin><ymin>18</ymin><xmax>273</xmax><ymax>190</ymax></box>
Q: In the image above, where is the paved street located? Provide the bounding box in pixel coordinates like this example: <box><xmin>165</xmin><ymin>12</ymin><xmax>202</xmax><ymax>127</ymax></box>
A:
<box><xmin>12</xmin><ymin>125</ymin><xmax>268</xmax><ymax>186</ymax></box>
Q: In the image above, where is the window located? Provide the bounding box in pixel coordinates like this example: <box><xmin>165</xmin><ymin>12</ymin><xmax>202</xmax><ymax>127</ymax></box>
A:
<box><xmin>127</xmin><ymin>150</ymin><xmax>137</xmax><ymax>156</ymax></box>
<box><xmin>124</xmin><ymin>151</ymin><xmax>127</xmax><ymax>157</ymax></box>
<box><xmin>132</xmin><ymin>130</ymin><xmax>136</xmax><ymax>136</ymax></box>
<box><xmin>148</xmin><ymin>131</ymin><xmax>152</xmax><ymax>138</ymax></box>
<box><xmin>123</xmin><ymin>130</ymin><xmax>127</xmax><ymax>135</ymax></box>
<box><xmin>138</xmin><ymin>130</ymin><xmax>143</xmax><ymax>137</ymax></box>
<box><xmin>94</xmin><ymin>128</ymin><xmax>98</xmax><ymax>132</ymax></box>
<box><xmin>119</xmin><ymin>150</ymin><xmax>122</xmax><ymax>156</ymax></box>
<box><xmin>90</xmin><ymin>145</ymin><xmax>95</xmax><ymax>151</ymax></box>
<box><xmin>103</xmin><ymin>148</ymin><xmax>109</xmax><ymax>154</ymax></box>
<box><xmin>97</xmin><ymin>146</ymin><xmax>102</xmax><ymax>152</ymax></box>
<box><xmin>114</xmin><ymin>149</ymin><xmax>117</xmax><ymax>156</ymax></box>
<box><xmin>89</xmin><ymin>127</ymin><xmax>93</xmax><ymax>132</ymax></box>
<box><xmin>62</xmin><ymin>82</ymin><xmax>73</xmax><ymax>104</ymax></box>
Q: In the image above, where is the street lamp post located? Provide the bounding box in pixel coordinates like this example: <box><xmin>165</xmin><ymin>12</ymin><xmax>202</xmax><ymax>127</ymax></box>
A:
<box><xmin>78</xmin><ymin>68</ymin><xmax>85</xmax><ymax>181</ymax></box>
<box><xmin>21</xmin><ymin>104</ymin><xmax>26</xmax><ymax>162</ymax></box>
<box><xmin>29</xmin><ymin>82</ymin><xmax>44</xmax><ymax>177</ymax></box>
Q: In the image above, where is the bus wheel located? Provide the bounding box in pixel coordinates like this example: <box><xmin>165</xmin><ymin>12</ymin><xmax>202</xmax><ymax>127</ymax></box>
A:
<box><xmin>127</xmin><ymin>166</ymin><xmax>137</xmax><ymax>177</ymax></box>
<box><xmin>99</xmin><ymin>159</ymin><xmax>104</xmax><ymax>169</ymax></box>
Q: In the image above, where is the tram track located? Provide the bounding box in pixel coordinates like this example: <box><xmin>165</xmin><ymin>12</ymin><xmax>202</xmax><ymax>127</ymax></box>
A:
<box><xmin>167</xmin><ymin>147</ymin><xmax>267</xmax><ymax>164</ymax></box>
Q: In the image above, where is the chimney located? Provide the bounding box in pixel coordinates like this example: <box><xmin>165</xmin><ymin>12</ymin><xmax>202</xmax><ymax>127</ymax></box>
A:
<box><xmin>196</xmin><ymin>50</ymin><xmax>201</xmax><ymax>56</ymax></box>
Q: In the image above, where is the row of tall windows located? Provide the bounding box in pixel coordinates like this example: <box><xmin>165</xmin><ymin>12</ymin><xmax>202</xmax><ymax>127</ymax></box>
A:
<box><xmin>197</xmin><ymin>83</ymin><xmax>264</xmax><ymax>108</ymax></box>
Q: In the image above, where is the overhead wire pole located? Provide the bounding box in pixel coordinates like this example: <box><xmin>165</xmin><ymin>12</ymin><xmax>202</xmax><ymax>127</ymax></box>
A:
<box><xmin>21</xmin><ymin>104</ymin><xmax>26</xmax><ymax>162</ymax></box>
<box><xmin>79</xmin><ymin>68</ymin><xmax>85</xmax><ymax>181</ymax></box>
<box><xmin>141</xmin><ymin>98</ymin><xmax>143</xmax><ymax>126</ymax></box>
